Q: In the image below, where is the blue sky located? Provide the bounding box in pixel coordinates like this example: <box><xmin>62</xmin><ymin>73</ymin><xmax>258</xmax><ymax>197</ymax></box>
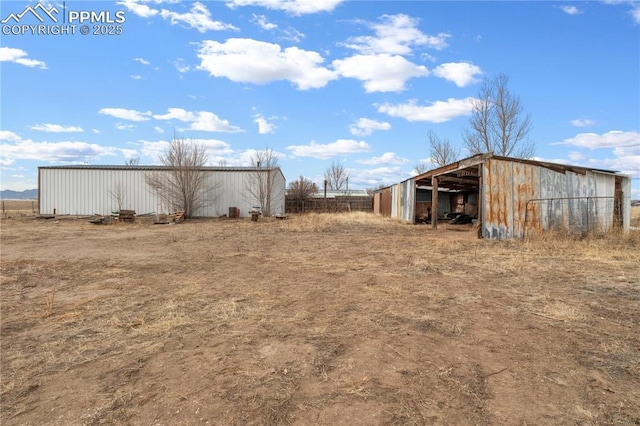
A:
<box><xmin>1</xmin><ymin>0</ymin><xmax>639</xmax><ymax>197</ymax></box>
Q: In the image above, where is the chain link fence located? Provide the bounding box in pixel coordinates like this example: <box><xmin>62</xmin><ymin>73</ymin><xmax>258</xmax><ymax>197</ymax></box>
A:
<box><xmin>524</xmin><ymin>196</ymin><xmax>620</xmax><ymax>236</ymax></box>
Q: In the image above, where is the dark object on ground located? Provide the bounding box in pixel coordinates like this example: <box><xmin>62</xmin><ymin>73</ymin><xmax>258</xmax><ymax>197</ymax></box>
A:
<box><xmin>450</xmin><ymin>214</ymin><xmax>473</xmax><ymax>225</ymax></box>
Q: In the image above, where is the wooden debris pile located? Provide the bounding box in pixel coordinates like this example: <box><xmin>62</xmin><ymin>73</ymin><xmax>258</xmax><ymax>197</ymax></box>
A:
<box><xmin>89</xmin><ymin>215</ymin><xmax>114</xmax><ymax>225</ymax></box>
<box><xmin>154</xmin><ymin>211</ymin><xmax>186</xmax><ymax>224</ymax></box>
<box><xmin>89</xmin><ymin>210</ymin><xmax>137</xmax><ymax>225</ymax></box>
<box><xmin>118</xmin><ymin>210</ymin><xmax>136</xmax><ymax>223</ymax></box>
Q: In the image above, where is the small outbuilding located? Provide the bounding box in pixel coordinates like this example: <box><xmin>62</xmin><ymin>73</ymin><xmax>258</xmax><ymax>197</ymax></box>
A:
<box><xmin>374</xmin><ymin>153</ymin><xmax>632</xmax><ymax>239</ymax></box>
<box><xmin>38</xmin><ymin>165</ymin><xmax>286</xmax><ymax>218</ymax></box>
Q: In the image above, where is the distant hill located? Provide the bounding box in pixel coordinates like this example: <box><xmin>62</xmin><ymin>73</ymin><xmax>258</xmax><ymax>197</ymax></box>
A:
<box><xmin>0</xmin><ymin>189</ymin><xmax>37</xmax><ymax>199</ymax></box>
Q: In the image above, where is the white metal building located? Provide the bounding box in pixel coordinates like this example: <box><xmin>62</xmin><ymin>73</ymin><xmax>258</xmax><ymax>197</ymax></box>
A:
<box><xmin>38</xmin><ymin>165</ymin><xmax>286</xmax><ymax>218</ymax></box>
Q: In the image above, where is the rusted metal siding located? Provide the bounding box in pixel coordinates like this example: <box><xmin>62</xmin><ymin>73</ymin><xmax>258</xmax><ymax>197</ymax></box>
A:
<box><xmin>483</xmin><ymin>158</ymin><xmax>619</xmax><ymax>239</ymax></box>
<box><xmin>482</xmin><ymin>161</ymin><xmax>537</xmax><ymax>237</ymax></box>
<box><xmin>512</xmin><ymin>162</ymin><xmax>540</xmax><ymax>236</ymax></box>
<box><xmin>380</xmin><ymin>188</ymin><xmax>392</xmax><ymax>216</ymax></box>
<box><xmin>539</xmin><ymin>169</ymin><xmax>615</xmax><ymax>232</ymax></box>
<box><xmin>388</xmin><ymin>179</ymin><xmax>415</xmax><ymax>222</ymax></box>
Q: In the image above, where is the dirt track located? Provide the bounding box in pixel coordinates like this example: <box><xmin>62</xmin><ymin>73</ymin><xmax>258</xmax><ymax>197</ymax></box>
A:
<box><xmin>1</xmin><ymin>213</ymin><xmax>639</xmax><ymax>425</ymax></box>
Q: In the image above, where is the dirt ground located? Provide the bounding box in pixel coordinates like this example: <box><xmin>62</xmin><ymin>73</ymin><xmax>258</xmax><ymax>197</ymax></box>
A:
<box><xmin>1</xmin><ymin>209</ymin><xmax>639</xmax><ymax>425</ymax></box>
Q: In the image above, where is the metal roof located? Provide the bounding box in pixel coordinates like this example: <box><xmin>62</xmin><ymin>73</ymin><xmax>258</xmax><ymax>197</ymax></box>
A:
<box><xmin>412</xmin><ymin>153</ymin><xmax>621</xmax><ymax>191</ymax></box>
<box><xmin>374</xmin><ymin>153</ymin><xmax>623</xmax><ymax>194</ymax></box>
<box><xmin>37</xmin><ymin>165</ymin><xmax>281</xmax><ymax>172</ymax></box>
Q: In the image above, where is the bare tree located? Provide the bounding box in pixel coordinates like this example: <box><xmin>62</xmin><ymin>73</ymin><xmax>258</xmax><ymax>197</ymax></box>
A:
<box><xmin>145</xmin><ymin>138</ymin><xmax>217</xmax><ymax>218</ymax></box>
<box><xmin>245</xmin><ymin>148</ymin><xmax>281</xmax><ymax>217</ymax></box>
<box><xmin>125</xmin><ymin>157</ymin><xmax>140</xmax><ymax>166</ymax></box>
<box><xmin>428</xmin><ymin>130</ymin><xmax>460</xmax><ymax>167</ymax></box>
<box><xmin>366</xmin><ymin>184</ymin><xmax>387</xmax><ymax>197</ymax></box>
<box><xmin>109</xmin><ymin>182</ymin><xmax>126</xmax><ymax>212</ymax></box>
<box><xmin>463</xmin><ymin>74</ymin><xmax>534</xmax><ymax>158</ymax></box>
<box><xmin>413</xmin><ymin>162</ymin><xmax>430</xmax><ymax>175</ymax></box>
<box><xmin>324</xmin><ymin>161</ymin><xmax>349</xmax><ymax>191</ymax></box>
<box><xmin>288</xmin><ymin>176</ymin><xmax>318</xmax><ymax>200</ymax></box>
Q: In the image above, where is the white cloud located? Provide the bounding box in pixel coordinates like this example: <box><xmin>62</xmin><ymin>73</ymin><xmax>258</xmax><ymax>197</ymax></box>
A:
<box><xmin>349</xmin><ymin>118</ymin><xmax>391</xmax><ymax>136</ymax></box>
<box><xmin>116</xmin><ymin>123</ymin><xmax>135</xmax><ymax>130</ymax></box>
<box><xmin>357</xmin><ymin>152</ymin><xmax>408</xmax><ymax>165</ymax></box>
<box><xmin>252</xmin><ymin>13</ymin><xmax>277</xmax><ymax>30</ymax></box>
<box><xmin>280</xmin><ymin>27</ymin><xmax>305</xmax><ymax>43</ymax></box>
<box><xmin>0</xmin><ymin>131</ymin><xmax>22</xmax><ymax>142</ymax></box>
<box><xmin>1</xmin><ymin>134</ymin><xmax>119</xmax><ymax>163</ymax></box>
<box><xmin>153</xmin><ymin>107</ymin><xmax>243</xmax><ymax>133</ymax></box>
<box><xmin>0</xmin><ymin>47</ymin><xmax>47</xmax><ymax>69</ymax></box>
<box><xmin>117</xmin><ymin>1</ymin><xmax>237</xmax><ymax>31</ymax></box>
<box><xmin>139</xmin><ymin>138</ymin><xmax>235</xmax><ymax>163</ymax></box>
<box><xmin>173</xmin><ymin>58</ymin><xmax>191</xmax><ymax>73</ymax></box>
<box><xmin>0</xmin><ymin>158</ymin><xmax>15</xmax><ymax>166</ymax></box>
<box><xmin>99</xmin><ymin>108</ymin><xmax>152</xmax><ymax>121</ymax></box>
<box><xmin>235</xmin><ymin>148</ymin><xmax>287</xmax><ymax>166</ymax></box>
<box><xmin>153</xmin><ymin>108</ymin><xmax>195</xmax><ymax>121</ymax></box>
<box><xmin>254</xmin><ymin>114</ymin><xmax>276</xmax><ymax>134</ymax></box>
<box><xmin>555</xmin><ymin>130</ymin><xmax>640</xmax><ymax>149</ymax></box>
<box><xmin>30</xmin><ymin>123</ymin><xmax>84</xmax><ymax>133</ymax></box>
<box><xmin>568</xmin><ymin>151</ymin><xmax>586</xmax><ymax>161</ymax></box>
<box><xmin>571</xmin><ymin>118</ymin><xmax>596</xmax><ymax>127</ymax></box>
<box><xmin>139</xmin><ymin>139</ymin><xmax>170</xmax><ymax>160</ymax></box>
<box><xmin>602</xmin><ymin>0</ymin><xmax>640</xmax><ymax>24</ymax></box>
<box><xmin>377</xmin><ymin>97</ymin><xmax>475</xmax><ymax>123</ymax></box>
<box><xmin>433</xmin><ymin>62</ymin><xmax>483</xmax><ymax>87</ymax></box>
<box><xmin>121</xmin><ymin>149</ymin><xmax>139</xmax><ymax>160</ymax></box>
<box><xmin>92</xmin><ymin>129</ymin><xmax>101</xmax><ymax>134</ymax></box>
<box><xmin>632</xmin><ymin>5</ymin><xmax>640</xmax><ymax>24</ymax></box>
<box><xmin>333</xmin><ymin>54</ymin><xmax>428</xmax><ymax>93</ymax></box>
<box><xmin>348</xmin><ymin>166</ymin><xmax>411</xmax><ymax>188</ymax></box>
<box><xmin>286</xmin><ymin>139</ymin><xmax>370</xmax><ymax>159</ymax></box>
<box><xmin>197</xmin><ymin>38</ymin><xmax>337</xmax><ymax>90</ymax></box>
<box><xmin>226</xmin><ymin>0</ymin><xmax>344</xmax><ymax>15</ymax></box>
<box><xmin>154</xmin><ymin>126</ymin><xmax>164</xmax><ymax>133</ymax></box>
<box><xmin>342</xmin><ymin>14</ymin><xmax>450</xmax><ymax>55</ymax></box>
<box><xmin>559</xmin><ymin>5</ymin><xmax>581</xmax><ymax>15</ymax></box>
<box><xmin>160</xmin><ymin>2</ymin><xmax>237</xmax><ymax>32</ymax></box>
<box><xmin>134</xmin><ymin>57</ymin><xmax>150</xmax><ymax>65</ymax></box>
<box><xmin>551</xmin><ymin>130</ymin><xmax>640</xmax><ymax>178</ymax></box>
<box><xmin>116</xmin><ymin>0</ymin><xmax>159</xmax><ymax>18</ymax></box>
<box><xmin>130</xmin><ymin>75</ymin><xmax>143</xmax><ymax>80</ymax></box>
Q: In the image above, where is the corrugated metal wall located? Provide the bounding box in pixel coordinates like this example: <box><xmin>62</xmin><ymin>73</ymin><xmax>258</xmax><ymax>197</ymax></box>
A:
<box><xmin>39</xmin><ymin>168</ymin><xmax>285</xmax><ymax>217</ymax></box>
<box><xmin>39</xmin><ymin>168</ymin><xmax>158</xmax><ymax>216</ymax></box>
<box><xmin>483</xmin><ymin>158</ymin><xmax>619</xmax><ymax>239</ymax></box>
<box><xmin>268</xmin><ymin>170</ymin><xmax>286</xmax><ymax>216</ymax></box>
<box><xmin>400</xmin><ymin>179</ymin><xmax>415</xmax><ymax>222</ymax></box>
<box><xmin>388</xmin><ymin>179</ymin><xmax>415</xmax><ymax>222</ymax></box>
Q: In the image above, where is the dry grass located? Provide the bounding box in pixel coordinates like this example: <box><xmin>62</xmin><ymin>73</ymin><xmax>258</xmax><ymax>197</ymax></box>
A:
<box><xmin>0</xmin><ymin>200</ymin><xmax>38</xmax><ymax>218</ymax></box>
<box><xmin>631</xmin><ymin>206</ymin><xmax>640</xmax><ymax>228</ymax></box>
<box><xmin>1</xmin><ymin>212</ymin><xmax>639</xmax><ymax>425</ymax></box>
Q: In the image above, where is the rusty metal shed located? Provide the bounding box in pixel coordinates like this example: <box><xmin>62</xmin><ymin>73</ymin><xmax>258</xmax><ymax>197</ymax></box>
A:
<box><xmin>374</xmin><ymin>153</ymin><xmax>632</xmax><ymax>239</ymax></box>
